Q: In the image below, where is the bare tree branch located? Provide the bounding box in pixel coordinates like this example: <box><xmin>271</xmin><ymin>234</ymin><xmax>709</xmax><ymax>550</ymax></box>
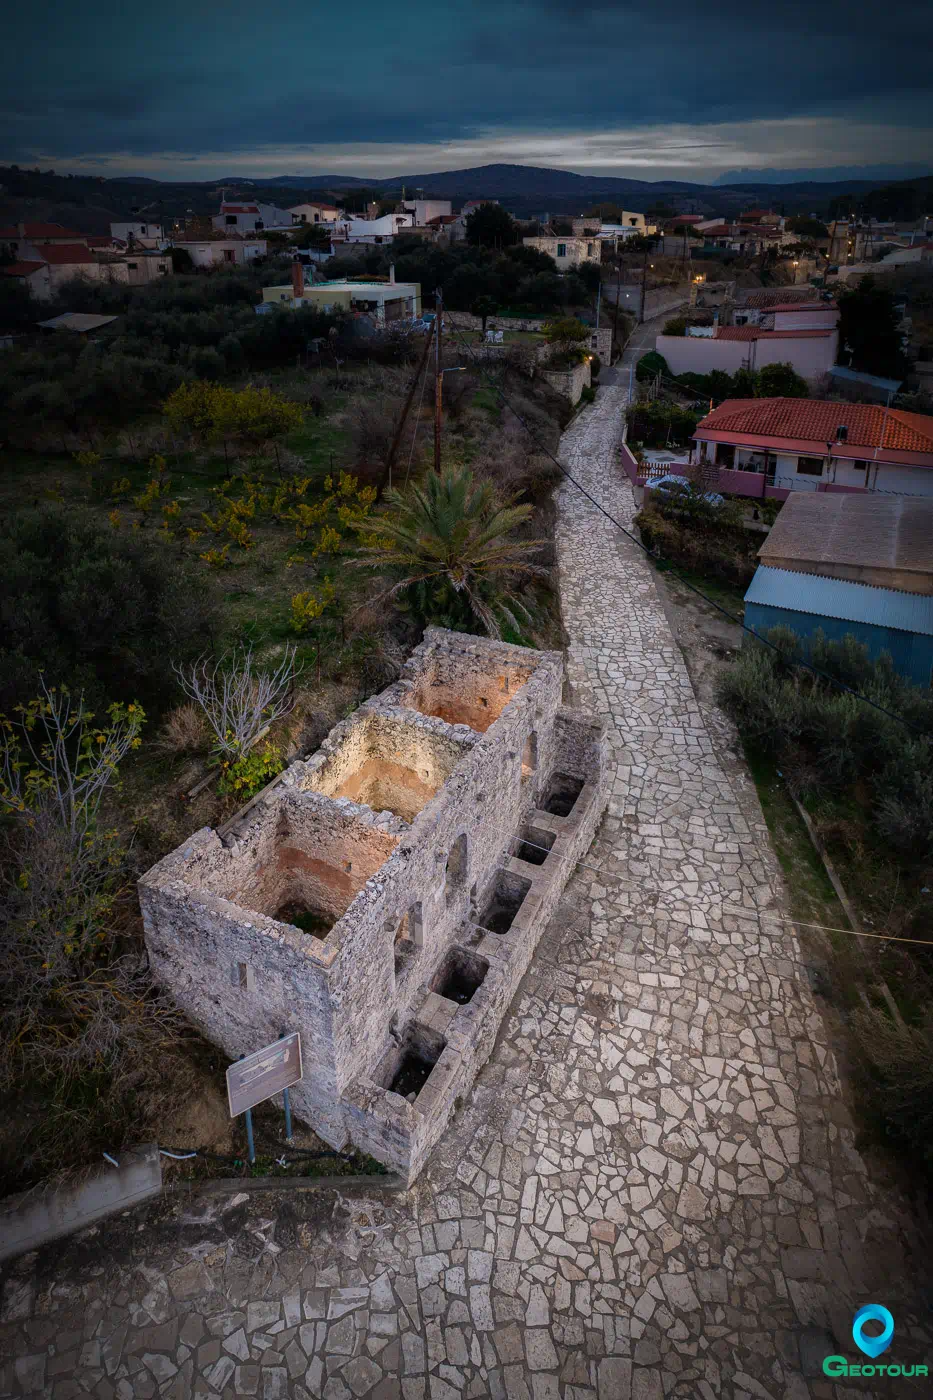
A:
<box><xmin>172</xmin><ymin>645</ymin><xmax>301</xmax><ymax>758</ymax></box>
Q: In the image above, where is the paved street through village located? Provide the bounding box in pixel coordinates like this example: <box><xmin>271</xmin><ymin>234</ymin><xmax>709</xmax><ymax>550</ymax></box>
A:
<box><xmin>2</xmin><ymin>374</ymin><xmax>930</xmax><ymax>1400</ymax></box>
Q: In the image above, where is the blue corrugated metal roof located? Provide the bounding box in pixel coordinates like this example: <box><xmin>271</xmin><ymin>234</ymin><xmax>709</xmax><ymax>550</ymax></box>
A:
<box><xmin>745</xmin><ymin>567</ymin><xmax>933</xmax><ymax>637</ymax></box>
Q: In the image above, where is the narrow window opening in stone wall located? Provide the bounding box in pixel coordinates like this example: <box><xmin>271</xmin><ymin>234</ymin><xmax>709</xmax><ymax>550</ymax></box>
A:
<box><xmin>499</xmin><ymin>675</ymin><xmax>509</xmax><ymax>693</ymax></box>
<box><xmin>343</xmin><ymin>861</ymin><xmax>352</xmax><ymax>873</ymax></box>
<box><xmin>235</xmin><ymin>962</ymin><xmax>249</xmax><ymax>990</ymax></box>
<box><xmin>479</xmin><ymin>696</ymin><xmax>488</xmax><ymax>708</ymax></box>
<box><xmin>393</xmin><ymin>901</ymin><xmax>423</xmax><ymax>976</ymax></box>
<box><xmin>446</xmin><ymin>834</ymin><xmax>468</xmax><ymax>904</ymax></box>
<box><xmin>521</xmin><ymin>731</ymin><xmax>538</xmax><ymax>780</ymax></box>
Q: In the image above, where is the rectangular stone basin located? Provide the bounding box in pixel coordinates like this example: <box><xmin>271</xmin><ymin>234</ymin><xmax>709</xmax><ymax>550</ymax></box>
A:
<box><xmin>302</xmin><ymin>712</ymin><xmax>467</xmax><ymax>823</ymax></box>
<box><xmin>218</xmin><ymin>796</ymin><xmax>399</xmax><ymax>940</ymax></box>
<box><xmin>401</xmin><ymin>654</ymin><xmax>540</xmax><ymax>733</ymax></box>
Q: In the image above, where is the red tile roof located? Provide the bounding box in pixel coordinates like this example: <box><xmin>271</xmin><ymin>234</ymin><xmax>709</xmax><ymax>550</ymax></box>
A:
<box><xmin>0</xmin><ymin>222</ymin><xmax>85</xmax><ymax>239</ymax></box>
<box><xmin>696</xmin><ymin>398</ymin><xmax>933</xmax><ymax>455</ymax></box>
<box><xmin>84</xmin><ymin>235</ymin><xmax>113</xmax><ymax>247</ymax></box>
<box><xmin>714</xmin><ymin>327</ymin><xmax>834</xmax><ymax>340</ymax></box>
<box><xmin>39</xmin><ymin>243</ymin><xmax>94</xmax><ymax>265</ymax></box>
<box><xmin>221</xmin><ymin>204</ymin><xmax>260</xmax><ymax>214</ymax></box>
<box><xmin>0</xmin><ymin>260</ymin><xmax>47</xmax><ymax>277</ymax></box>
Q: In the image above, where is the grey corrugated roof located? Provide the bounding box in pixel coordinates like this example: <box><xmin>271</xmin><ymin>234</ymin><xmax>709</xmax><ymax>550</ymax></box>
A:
<box><xmin>745</xmin><ymin>567</ymin><xmax>933</xmax><ymax>637</ymax></box>
<box><xmin>37</xmin><ymin>313</ymin><xmax>118</xmax><ymax>332</ymax></box>
<box><xmin>758</xmin><ymin>493</ymin><xmax>933</xmax><ymax>579</ymax></box>
<box><xmin>829</xmin><ymin>365</ymin><xmax>903</xmax><ymax>392</ymax></box>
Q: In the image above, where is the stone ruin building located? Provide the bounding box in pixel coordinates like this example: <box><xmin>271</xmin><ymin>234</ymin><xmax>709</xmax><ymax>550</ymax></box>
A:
<box><xmin>139</xmin><ymin>629</ymin><xmax>608</xmax><ymax>1182</ymax></box>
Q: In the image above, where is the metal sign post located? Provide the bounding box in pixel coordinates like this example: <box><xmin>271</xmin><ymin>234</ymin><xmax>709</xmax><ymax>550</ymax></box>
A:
<box><xmin>227</xmin><ymin>1032</ymin><xmax>303</xmax><ymax>1162</ymax></box>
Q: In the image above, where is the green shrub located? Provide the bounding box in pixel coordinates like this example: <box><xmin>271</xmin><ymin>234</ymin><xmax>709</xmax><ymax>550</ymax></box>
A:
<box><xmin>636</xmin><ymin>351</ymin><xmax>670</xmax><ymax>383</ymax></box>
<box><xmin>579</xmin><ymin>385</ymin><xmax>596</xmax><ymax>404</ymax></box>
<box><xmin>589</xmin><ymin>354</ymin><xmax>601</xmax><ymax>378</ymax></box>
<box><xmin>0</xmin><ymin>504</ymin><xmax>219</xmax><ymax>714</ymax></box>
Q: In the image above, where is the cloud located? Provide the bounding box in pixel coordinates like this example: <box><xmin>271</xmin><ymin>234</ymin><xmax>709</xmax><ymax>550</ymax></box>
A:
<box><xmin>2</xmin><ymin>1</ymin><xmax>931</xmax><ymax>177</ymax></box>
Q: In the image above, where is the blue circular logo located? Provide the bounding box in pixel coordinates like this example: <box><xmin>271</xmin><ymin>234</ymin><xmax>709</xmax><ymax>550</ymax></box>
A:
<box><xmin>853</xmin><ymin>1304</ymin><xmax>894</xmax><ymax>1358</ymax></box>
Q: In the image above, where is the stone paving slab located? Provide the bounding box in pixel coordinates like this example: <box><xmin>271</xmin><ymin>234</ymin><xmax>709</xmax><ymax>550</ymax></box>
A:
<box><xmin>1</xmin><ymin>384</ymin><xmax>930</xmax><ymax>1399</ymax></box>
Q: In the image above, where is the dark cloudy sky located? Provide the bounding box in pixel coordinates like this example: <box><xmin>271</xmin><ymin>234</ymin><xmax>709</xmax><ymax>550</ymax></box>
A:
<box><xmin>3</xmin><ymin>1</ymin><xmax>931</xmax><ymax>181</ymax></box>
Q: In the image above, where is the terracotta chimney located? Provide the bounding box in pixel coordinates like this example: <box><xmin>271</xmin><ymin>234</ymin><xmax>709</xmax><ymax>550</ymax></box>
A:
<box><xmin>292</xmin><ymin>261</ymin><xmax>304</xmax><ymax>299</ymax></box>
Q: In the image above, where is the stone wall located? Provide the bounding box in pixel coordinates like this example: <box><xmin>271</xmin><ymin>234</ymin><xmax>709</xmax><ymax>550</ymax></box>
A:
<box><xmin>139</xmin><ymin>628</ymin><xmax>608</xmax><ymax>1182</ymax></box>
<box><xmin>540</xmin><ymin>357</ymin><xmax>592</xmax><ymax>406</ymax></box>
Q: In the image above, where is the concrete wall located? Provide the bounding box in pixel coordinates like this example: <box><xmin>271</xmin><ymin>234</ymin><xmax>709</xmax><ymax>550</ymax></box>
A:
<box><xmin>0</xmin><ymin>1146</ymin><xmax>161</xmax><ymax>1264</ymax></box>
<box><xmin>140</xmin><ymin>630</ymin><xmax>608</xmax><ymax>1182</ymax></box>
<box><xmin>656</xmin><ymin>332</ymin><xmax>837</xmax><ymax>384</ymax></box>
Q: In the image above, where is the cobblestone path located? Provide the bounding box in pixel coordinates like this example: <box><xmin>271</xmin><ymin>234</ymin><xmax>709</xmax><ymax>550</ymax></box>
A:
<box><xmin>1</xmin><ymin>386</ymin><xmax>928</xmax><ymax>1400</ymax></box>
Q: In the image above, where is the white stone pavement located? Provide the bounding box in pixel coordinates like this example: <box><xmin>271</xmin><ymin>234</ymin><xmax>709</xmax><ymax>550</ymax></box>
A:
<box><xmin>1</xmin><ymin>385</ymin><xmax>928</xmax><ymax>1400</ymax></box>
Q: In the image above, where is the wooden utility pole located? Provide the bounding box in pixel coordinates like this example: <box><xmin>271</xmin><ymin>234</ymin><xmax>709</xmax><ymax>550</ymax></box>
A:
<box><xmin>639</xmin><ymin>244</ymin><xmax>649</xmax><ymax>324</ymax></box>
<box><xmin>433</xmin><ymin>289</ymin><xmax>444</xmax><ymax>473</ymax></box>
<box><xmin>376</xmin><ymin>319</ymin><xmax>435</xmax><ymax>500</ymax></box>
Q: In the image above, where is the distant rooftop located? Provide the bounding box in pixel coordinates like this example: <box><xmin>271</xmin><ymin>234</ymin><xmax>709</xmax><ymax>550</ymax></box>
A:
<box><xmin>757</xmin><ymin>493</ymin><xmax>933</xmax><ymax>592</ymax></box>
<box><xmin>37</xmin><ymin>313</ymin><xmax>119</xmax><ymax>334</ymax></box>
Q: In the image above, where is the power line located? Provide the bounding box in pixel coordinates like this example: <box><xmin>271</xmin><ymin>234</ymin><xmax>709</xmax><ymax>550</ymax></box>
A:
<box><xmin>443</xmin><ymin>316</ymin><xmax>926</xmax><ymax>736</ymax></box>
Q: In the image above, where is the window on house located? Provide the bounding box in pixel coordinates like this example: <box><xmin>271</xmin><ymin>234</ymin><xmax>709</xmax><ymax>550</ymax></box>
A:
<box><xmin>797</xmin><ymin>456</ymin><xmax>824</xmax><ymax>476</ymax></box>
<box><xmin>716</xmin><ymin>444</ymin><xmax>736</xmax><ymax>469</ymax></box>
<box><xmin>127</xmin><ymin>262</ymin><xmax>137</xmax><ymax>270</ymax></box>
<box><xmin>223</xmin><ymin>249</ymin><xmax>235</xmax><ymax>263</ymax></box>
<box><xmin>557</xmin><ymin>243</ymin><xmax>567</xmax><ymax>257</ymax></box>
<box><xmin>852</xmin><ymin>459</ymin><xmax>869</xmax><ymax>472</ymax></box>
<box><xmin>225</xmin><ymin>215</ymin><xmax>237</xmax><ymax>225</ymax></box>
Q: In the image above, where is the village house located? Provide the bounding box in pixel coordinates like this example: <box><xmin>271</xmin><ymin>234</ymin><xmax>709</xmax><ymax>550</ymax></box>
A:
<box><xmin>212</xmin><ymin>200</ymin><xmax>293</xmax><ymax>234</ymax></box>
<box><xmin>521</xmin><ymin>234</ymin><xmax>600</xmax><ymax>270</ymax></box>
<box><xmin>331</xmin><ymin>212</ymin><xmax>415</xmax><ymax>245</ymax></box>
<box><xmin>171</xmin><ymin>236</ymin><xmax>267</xmax><ymax>268</ymax></box>
<box><xmin>289</xmin><ymin>200</ymin><xmax>342</xmax><ymax>225</ymax></box>
<box><xmin>744</xmin><ymin>494</ymin><xmax>933</xmax><ymax>686</ymax></box>
<box><xmin>402</xmin><ymin>198</ymin><xmax>453</xmax><ymax>226</ymax></box>
<box><xmin>0</xmin><ymin>224</ymin><xmax>171</xmax><ymax>299</ymax></box>
<box><xmin>263</xmin><ymin>264</ymin><xmax>422</xmax><ymax>323</ymax></box>
<box><xmin>110</xmin><ymin>220</ymin><xmax>166</xmax><ymax>247</ymax></box>
<box><xmin>0</xmin><ymin>260</ymin><xmax>52</xmax><ymax>300</ymax></box>
<box><xmin>692</xmin><ymin>398</ymin><xmax>933</xmax><ymax>499</ymax></box>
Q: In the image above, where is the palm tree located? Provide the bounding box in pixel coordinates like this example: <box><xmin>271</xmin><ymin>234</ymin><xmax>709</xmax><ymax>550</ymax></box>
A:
<box><xmin>353</xmin><ymin>466</ymin><xmax>548</xmax><ymax>639</ymax></box>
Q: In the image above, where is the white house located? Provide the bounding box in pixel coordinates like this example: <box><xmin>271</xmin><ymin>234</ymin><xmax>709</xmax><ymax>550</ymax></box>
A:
<box><xmin>693</xmin><ymin>398</ymin><xmax>933</xmax><ymax>499</ymax></box>
<box><xmin>212</xmin><ymin>201</ymin><xmax>293</xmax><ymax>234</ymax></box>
<box><xmin>262</xmin><ymin>269</ymin><xmax>422</xmax><ymax>323</ymax></box>
<box><xmin>289</xmin><ymin>201</ymin><xmax>342</xmax><ymax>225</ymax></box>
<box><xmin>0</xmin><ymin>259</ymin><xmax>52</xmax><ymax>300</ymax></box>
<box><xmin>172</xmin><ymin>238</ymin><xmax>267</xmax><ymax>268</ymax></box>
<box><xmin>332</xmin><ymin>212</ymin><xmax>415</xmax><ymax>245</ymax></box>
<box><xmin>402</xmin><ymin>199</ymin><xmax>452</xmax><ymax>227</ymax></box>
<box><xmin>110</xmin><ymin>221</ymin><xmax>165</xmax><ymax>247</ymax></box>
